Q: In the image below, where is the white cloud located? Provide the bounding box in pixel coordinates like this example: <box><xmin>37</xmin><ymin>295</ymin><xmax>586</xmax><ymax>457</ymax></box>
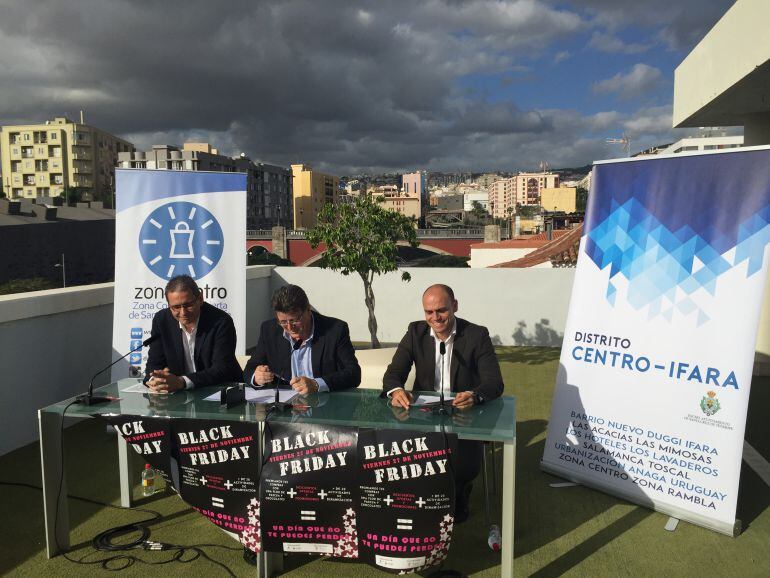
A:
<box><xmin>587</xmin><ymin>32</ymin><xmax>651</xmax><ymax>54</ymax></box>
<box><xmin>553</xmin><ymin>50</ymin><xmax>570</xmax><ymax>63</ymax></box>
<box><xmin>593</xmin><ymin>63</ymin><xmax>664</xmax><ymax>100</ymax></box>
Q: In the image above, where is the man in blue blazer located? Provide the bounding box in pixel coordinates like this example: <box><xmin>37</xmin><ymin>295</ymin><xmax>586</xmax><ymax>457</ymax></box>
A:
<box><xmin>244</xmin><ymin>285</ymin><xmax>361</xmax><ymax>394</ymax></box>
<box><xmin>144</xmin><ymin>275</ymin><xmax>242</xmax><ymax>392</ymax></box>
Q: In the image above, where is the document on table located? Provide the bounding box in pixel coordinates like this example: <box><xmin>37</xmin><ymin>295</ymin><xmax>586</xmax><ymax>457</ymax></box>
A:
<box><xmin>120</xmin><ymin>382</ymin><xmax>167</xmax><ymax>395</ymax></box>
<box><xmin>202</xmin><ymin>387</ymin><xmax>298</xmax><ymax>404</ymax></box>
<box><xmin>412</xmin><ymin>393</ymin><xmax>455</xmax><ymax>406</ymax></box>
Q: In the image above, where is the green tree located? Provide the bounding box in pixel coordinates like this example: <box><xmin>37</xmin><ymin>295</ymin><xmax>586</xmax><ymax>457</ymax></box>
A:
<box><xmin>307</xmin><ymin>194</ymin><xmax>418</xmax><ymax>348</ymax></box>
<box><xmin>470</xmin><ymin>200</ymin><xmax>487</xmax><ymax>221</ymax></box>
<box><xmin>247</xmin><ymin>246</ymin><xmax>293</xmax><ymax>266</ymax></box>
<box><xmin>576</xmin><ymin>186</ymin><xmax>588</xmax><ymax>212</ymax></box>
<box><xmin>0</xmin><ymin>277</ymin><xmax>56</xmax><ymax>295</ymax></box>
<box><xmin>516</xmin><ymin>204</ymin><xmax>540</xmax><ymax>219</ymax></box>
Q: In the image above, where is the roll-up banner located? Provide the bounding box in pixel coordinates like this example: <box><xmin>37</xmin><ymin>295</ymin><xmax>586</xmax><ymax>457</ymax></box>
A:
<box><xmin>111</xmin><ymin>169</ymin><xmax>246</xmax><ymax>382</ymax></box>
<box><xmin>541</xmin><ymin>147</ymin><xmax>770</xmax><ymax>535</ymax></box>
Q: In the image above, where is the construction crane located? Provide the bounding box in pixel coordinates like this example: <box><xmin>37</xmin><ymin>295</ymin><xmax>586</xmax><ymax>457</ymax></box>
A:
<box><xmin>606</xmin><ymin>133</ymin><xmax>631</xmax><ymax>157</ymax></box>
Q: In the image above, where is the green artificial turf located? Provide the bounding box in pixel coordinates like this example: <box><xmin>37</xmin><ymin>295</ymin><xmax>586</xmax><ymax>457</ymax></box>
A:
<box><xmin>0</xmin><ymin>347</ymin><xmax>767</xmax><ymax>577</ymax></box>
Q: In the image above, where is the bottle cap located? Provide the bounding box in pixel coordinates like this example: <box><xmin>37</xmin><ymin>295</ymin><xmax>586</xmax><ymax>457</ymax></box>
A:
<box><xmin>145</xmin><ymin>463</ymin><xmax>151</xmax><ymax>469</ymax></box>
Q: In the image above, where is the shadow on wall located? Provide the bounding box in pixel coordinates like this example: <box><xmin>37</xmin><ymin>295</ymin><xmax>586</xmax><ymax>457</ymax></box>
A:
<box><xmin>511</xmin><ymin>319</ymin><xmax>564</xmax><ymax>347</ymax></box>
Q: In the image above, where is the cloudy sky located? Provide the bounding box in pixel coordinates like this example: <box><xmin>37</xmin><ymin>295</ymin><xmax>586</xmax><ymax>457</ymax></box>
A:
<box><xmin>0</xmin><ymin>0</ymin><xmax>737</xmax><ymax>175</ymax></box>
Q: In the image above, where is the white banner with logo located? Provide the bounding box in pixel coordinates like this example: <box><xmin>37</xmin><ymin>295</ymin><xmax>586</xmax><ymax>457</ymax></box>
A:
<box><xmin>111</xmin><ymin>169</ymin><xmax>246</xmax><ymax>381</ymax></box>
<box><xmin>541</xmin><ymin>147</ymin><xmax>770</xmax><ymax>535</ymax></box>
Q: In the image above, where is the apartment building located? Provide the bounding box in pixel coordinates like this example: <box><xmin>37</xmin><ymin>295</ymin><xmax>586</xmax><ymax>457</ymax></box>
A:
<box><xmin>118</xmin><ymin>143</ymin><xmax>292</xmax><ymax>230</ymax></box>
<box><xmin>291</xmin><ymin>164</ymin><xmax>340</xmax><ymax>229</ymax></box>
<box><xmin>489</xmin><ymin>172</ymin><xmax>559</xmax><ymax>217</ymax></box>
<box><xmin>1</xmin><ymin>117</ymin><xmax>134</xmax><ymax>202</ymax></box>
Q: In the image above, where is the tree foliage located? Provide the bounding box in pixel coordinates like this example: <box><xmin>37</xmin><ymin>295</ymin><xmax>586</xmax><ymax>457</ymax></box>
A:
<box><xmin>0</xmin><ymin>277</ymin><xmax>56</xmax><ymax>295</ymax></box>
<box><xmin>307</xmin><ymin>194</ymin><xmax>418</xmax><ymax>348</ymax></box>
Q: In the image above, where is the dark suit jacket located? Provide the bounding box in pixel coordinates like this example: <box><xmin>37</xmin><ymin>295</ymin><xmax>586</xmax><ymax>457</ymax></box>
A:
<box><xmin>243</xmin><ymin>312</ymin><xmax>361</xmax><ymax>391</ymax></box>
<box><xmin>382</xmin><ymin>317</ymin><xmax>503</xmax><ymax>402</ymax></box>
<box><xmin>144</xmin><ymin>302</ymin><xmax>242</xmax><ymax>387</ymax></box>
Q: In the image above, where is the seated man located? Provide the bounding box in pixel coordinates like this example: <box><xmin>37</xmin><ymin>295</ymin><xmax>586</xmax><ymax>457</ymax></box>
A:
<box><xmin>383</xmin><ymin>283</ymin><xmax>504</xmax><ymax>522</ymax></box>
<box><xmin>244</xmin><ymin>284</ymin><xmax>361</xmax><ymax>394</ymax></box>
<box><xmin>144</xmin><ymin>275</ymin><xmax>242</xmax><ymax>392</ymax></box>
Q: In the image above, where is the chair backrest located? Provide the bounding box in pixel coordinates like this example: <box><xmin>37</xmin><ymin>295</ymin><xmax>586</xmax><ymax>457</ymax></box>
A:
<box><xmin>355</xmin><ymin>347</ymin><xmax>415</xmax><ymax>390</ymax></box>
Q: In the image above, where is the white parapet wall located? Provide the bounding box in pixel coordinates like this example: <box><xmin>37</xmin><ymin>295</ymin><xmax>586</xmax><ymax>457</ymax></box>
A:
<box><xmin>271</xmin><ymin>267</ymin><xmax>576</xmax><ymax>346</ymax></box>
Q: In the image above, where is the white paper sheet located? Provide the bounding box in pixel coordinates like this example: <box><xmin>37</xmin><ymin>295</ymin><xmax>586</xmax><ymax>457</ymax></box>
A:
<box><xmin>202</xmin><ymin>387</ymin><xmax>298</xmax><ymax>404</ymax></box>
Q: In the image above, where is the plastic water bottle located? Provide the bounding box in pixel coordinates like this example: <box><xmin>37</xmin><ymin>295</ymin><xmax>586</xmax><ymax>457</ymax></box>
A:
<box><xmin>141</xmin><ymin>463</ymin><xmax>157</xmax><ymax>497</ymax></box>
<box><xmin>487</xmin><ymin>524</ymin><xmax>502</xmax><ymax>551</ymax></box>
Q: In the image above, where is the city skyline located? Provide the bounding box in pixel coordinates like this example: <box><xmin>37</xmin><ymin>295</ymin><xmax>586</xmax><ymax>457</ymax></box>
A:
<box><xmin>0</xmin><ymin>0</ymin><xmax>736</xmax><ymax>175</ymax></box>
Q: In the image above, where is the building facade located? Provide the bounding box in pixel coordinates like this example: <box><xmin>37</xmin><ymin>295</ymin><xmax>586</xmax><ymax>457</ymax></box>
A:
<box><xmin>291</xmin><ymin>164</ymin><xmax>340</xmax><ymax>229</ymax></box>
<box><xmin>401</xmin><ymin>171</ymin><xmax>427</xmax><ymax>214</ymax></box>
<box><xmin>370</xmin><ymin>185</ymin><xmax>421</xmax><ymax>219</ymax></box>
<box><xmin>118</xmin><ymin>143</ymin><xmax>291</xmax><ymax>230</ymax></box>
<box><xmin>489</xmin><ymin>172</ymin><xmax>560</xmax><ymax>217</ymax></box>
<box><xmin>540</xmin><ymin>187</ymin><xmax>577</xmax><ymax>213</ymax></box>
<box><xmin>1</xmin><ymin>117</ymin><xmax>134</xmax><ymax>203</ymax></box>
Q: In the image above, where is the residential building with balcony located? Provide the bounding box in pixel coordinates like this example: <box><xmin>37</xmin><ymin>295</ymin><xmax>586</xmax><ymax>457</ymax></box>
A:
<box><xmin>291</xmin><ymin>164</ymin><xmax>340</xmax><ymax>229</ymax></box>
<box><xmin>118</xmin><ymin>143</ymin><xmax>292</xmax><ymax>230</ymax></box>
<box><xmin>370</xmin><ymin>184</ymin><xmax>421</xmax><ymax>219</ymax></box>
<box><xmin>0</xmin><ymin>117</ymin><xmax>134</xmax><ymax>202</ymax></box>
<box><xmin>489</xmin><ymin>172</ymin><xmax>559</xmax><ymax>217</ymax></box>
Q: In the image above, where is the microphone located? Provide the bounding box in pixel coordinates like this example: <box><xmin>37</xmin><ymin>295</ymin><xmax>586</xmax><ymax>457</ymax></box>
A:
<box><xmin>76</xmin><ymin>335</ymin><xmax>158</xmax><ymax>405</ymax></box>
<box><xmin>434</xmin><ymin>341</ymin><xmax>451</xmax><ymax>415</ymax></box>
<box><xmin>265</xmin><ymin>373</ymin><xmax>291</xmax><ymax>414</ymax></box>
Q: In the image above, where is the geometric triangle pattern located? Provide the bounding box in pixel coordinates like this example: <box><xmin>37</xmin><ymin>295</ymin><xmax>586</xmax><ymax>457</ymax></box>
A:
<box><xmin>585</xmin><ymin>198</ymin><xmax>770</xmax><ymax>320</ymax></box>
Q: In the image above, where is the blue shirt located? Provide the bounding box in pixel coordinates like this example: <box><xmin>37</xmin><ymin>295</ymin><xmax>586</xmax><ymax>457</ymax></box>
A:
<box><xmin>283</xmin><ymin>314</ymin><xmax>329</xmax><ymax>393</ymax></box>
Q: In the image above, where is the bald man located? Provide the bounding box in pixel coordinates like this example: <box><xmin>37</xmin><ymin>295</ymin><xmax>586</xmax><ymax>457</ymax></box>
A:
<box><xmin>382</xmin><ymin>284</ymin><xmax>503</xmax><ymax>522</ymax></box>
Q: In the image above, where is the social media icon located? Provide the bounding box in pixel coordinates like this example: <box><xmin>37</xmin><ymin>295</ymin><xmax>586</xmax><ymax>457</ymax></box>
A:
<box><xmin>130</xmin><ymin>340</ymin><xmax>142</xmax><ymax>350</ymax></box>
<box><xmin>130</xmin><ymin>353</ymin><xmax>142</xmax><ymax>364</ymax></box>
<box><xmin>131</xmin><ymin>327</ymin><xmax>143</xmax><ymax>339</ymax></box>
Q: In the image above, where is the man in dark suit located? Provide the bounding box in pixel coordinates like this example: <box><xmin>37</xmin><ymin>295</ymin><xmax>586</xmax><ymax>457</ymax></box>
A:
<box><xmin>383</xmin><ymin>283</ymin><xmax>504</xmax><ymax>522</ymax></box>
<box><xmin>244</xmin><ymin>285</ymin><xmax>361</xmax><ymax>394</ymax></box>
<box><xmin>144</xmin><ymin>275</ymin><xmax>242</xmax><ymax>392</ymax></box>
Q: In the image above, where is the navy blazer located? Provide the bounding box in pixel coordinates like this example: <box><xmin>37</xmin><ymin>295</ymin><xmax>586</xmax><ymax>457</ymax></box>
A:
<box><xmin>144</xmin><ymin>301</ymin><xmax>242</xmax><ymax>387</ymax></box>
<box><xmin>243</xmin><ymin>312</ymin><xmax>361</xmax><ymax>391</ymax></box>
<box><xmin>382</xmin><ymin>317</ymin><xmax>504</xmax><ymax>402</ymax></box>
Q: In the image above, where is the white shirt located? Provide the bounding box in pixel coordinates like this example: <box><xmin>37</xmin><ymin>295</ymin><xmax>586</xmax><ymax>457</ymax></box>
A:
<box><xmin>179</xmin><ymin>322</ymin><xmax>197</xmax><ymax>390</ymax></box>
<box><xmin>431</xmin><ymin>321</ymin><xmax>457</xmax><ymax>396</ymax></box>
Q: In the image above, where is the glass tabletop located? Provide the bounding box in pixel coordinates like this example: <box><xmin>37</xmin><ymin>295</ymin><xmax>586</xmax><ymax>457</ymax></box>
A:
<box><xmin>41</xmin><ymin>379</ymin><xmax>516</xmax><ymax>443</ymax></box>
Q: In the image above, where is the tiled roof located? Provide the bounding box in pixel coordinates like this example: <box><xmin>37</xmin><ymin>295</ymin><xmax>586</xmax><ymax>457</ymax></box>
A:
<box><xmin>492</xmin><ymin>224</ymin><xmax>583</xmax><ymax>268</ymax></box>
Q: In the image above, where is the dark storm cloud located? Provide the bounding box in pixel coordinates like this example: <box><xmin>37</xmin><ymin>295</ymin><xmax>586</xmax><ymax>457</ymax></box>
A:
<box><xmin>0</xmin><ymin>0</ymin><xmax>735</xmax><ymax>173</ymax></box>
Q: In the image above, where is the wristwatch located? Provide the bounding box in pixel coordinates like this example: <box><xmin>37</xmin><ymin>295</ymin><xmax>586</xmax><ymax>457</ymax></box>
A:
<box><xmin>472</xmin><ymin>391</ymin><xmax>485</xmax><ymax>405</ymax></box>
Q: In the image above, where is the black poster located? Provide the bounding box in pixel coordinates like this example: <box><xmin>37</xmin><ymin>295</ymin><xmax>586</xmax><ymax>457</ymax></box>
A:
<box><xmin>101</xmin><ymin>414</ymin><xmax>174</xmax><ymax>487</ymax></box>
<box><xmin>172</xmin><ymin>418</ymin><xmax>262</xmax><ymax>553</ymax></box>
<box><xmin>357</xmin><ymin>428</ymin><xmax>457</xmax><ymax>573</ymax></box>
<box><xmin>260</xmin><ymin>422</ymin><xmax>358</xmax><ymax>558</ymax></box>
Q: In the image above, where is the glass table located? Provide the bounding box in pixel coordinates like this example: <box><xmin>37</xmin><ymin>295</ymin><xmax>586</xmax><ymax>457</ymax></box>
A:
<box><xmin>39</xmin><ymin>380</ymin><xmax>517</xmax><ymax>577</ymax></box>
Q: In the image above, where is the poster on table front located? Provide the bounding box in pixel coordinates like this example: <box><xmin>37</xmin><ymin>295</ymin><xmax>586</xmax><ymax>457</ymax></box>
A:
<box><xmin>541</xmin><ymin>147</ymin><xmax>770</xmax><ymax>535</ymax></box>
<box><xmin>259</xmin><ymin>422</ymin><xmax>359</xmax><ymax>557</ymax></box>
<box><xmin>357</xmin><ymin>428</ymin><xmax>456</xmax><ymax>573</ymax></box>
<box><xmin>172</xmin><ymin>418</ymin><xmax>262</xmax><ymax>551</ymax></box>
<box><xmin>111</xmin><ymin>169</ymin><xmax>246</xmax><ymax>382</ymax></box>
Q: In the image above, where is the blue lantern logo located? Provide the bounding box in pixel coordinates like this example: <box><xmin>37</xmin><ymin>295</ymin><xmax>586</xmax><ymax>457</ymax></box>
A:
<box><xmin>138</xmin><ymin>202</ymin><xmax>224</xmax><ymax>280</ymax></box>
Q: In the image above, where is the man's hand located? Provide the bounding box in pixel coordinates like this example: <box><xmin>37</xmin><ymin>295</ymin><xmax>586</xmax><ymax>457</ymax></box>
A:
<box><xmin>390</xmin><ymin>404</ymin><xmax>411</xmax><ymax>422</ymax></box>
<box><xmin>389</xmin><ymin>388</ymin><xmax>413</xmax><ymax>409</ymax></box>
<box><xmin>452</xmin><ymin>391</ymin><xmax>475</xmax><ymax>410</ymax></box>
<box><xmin>252</xmin><ymin>364</ymin><xmax>274</xmax><ymax>386</ymax></box>
<box><xmin>147</xmin><ymin>368</ymin><xmax>186</xmax><ymax>393</ymax></box>
<box><xmin>290</xmin><ymin>376</ymin><xmax>318</xmax><ymax>396</ymax></box>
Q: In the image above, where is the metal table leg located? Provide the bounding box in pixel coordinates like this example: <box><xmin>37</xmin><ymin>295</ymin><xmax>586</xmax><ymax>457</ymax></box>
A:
<box><xmin>501</xmin><ymin>439</ymin><xmax>516</xmax><ymax>578</ymax></box>
<box><xmin>118</xmin><ymin>434</ymin><xmax>133</xmax><ymax>507</ymax></box>
<box><xmin>39</xmin><ymin>410</ymin><xmax>70</xmax><ymax>557</ymax></box>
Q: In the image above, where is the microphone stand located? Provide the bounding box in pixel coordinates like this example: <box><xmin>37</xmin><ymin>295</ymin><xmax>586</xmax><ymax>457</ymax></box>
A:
<box><xmin>434</xmin><ymin>341</ymin><xmax>453</xmax><ymax>415</ymax></box>
<box><xmin>76</xmin><ymin>335</ymin><xmax>156</xmax><ymax>405</ymax></box>
<box><xmin>264</xmin><ymin>374</ymin><xmax>291</xmax><ymax>415</ymax></box>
